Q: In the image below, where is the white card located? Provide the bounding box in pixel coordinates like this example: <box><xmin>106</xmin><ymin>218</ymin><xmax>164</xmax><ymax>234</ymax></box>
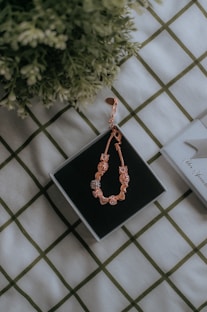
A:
<box><xmin>161</xmin><ymin>119</ymin><xmax>207</xmax><ymax>207</ymax></box>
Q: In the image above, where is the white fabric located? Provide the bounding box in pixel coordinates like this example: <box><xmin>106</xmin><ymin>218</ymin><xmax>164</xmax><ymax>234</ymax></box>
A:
<box><xmin>1</xmin><ymin>1</ymin><xmax>207</xmax><ymax>311</ymax></box>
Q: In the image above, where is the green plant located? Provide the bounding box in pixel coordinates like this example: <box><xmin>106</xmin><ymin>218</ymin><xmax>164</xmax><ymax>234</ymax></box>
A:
<box><xmin>0</xmin><ymin>0</ymin><xmax>159</xmax><ymax>117</ymax></box>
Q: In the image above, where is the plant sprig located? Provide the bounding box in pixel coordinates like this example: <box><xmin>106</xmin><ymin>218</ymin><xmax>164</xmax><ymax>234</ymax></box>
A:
<box><xmin>0</xmin><ymin>0</ymin><xmax>160</xmax><ymax>117</ymax></box>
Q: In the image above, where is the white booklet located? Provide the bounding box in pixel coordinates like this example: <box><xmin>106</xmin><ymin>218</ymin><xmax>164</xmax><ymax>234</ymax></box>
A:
<box><xmin>161</xmin><ymin>112</ymin><xmax>207</xmax><ymax>207</ymax></box>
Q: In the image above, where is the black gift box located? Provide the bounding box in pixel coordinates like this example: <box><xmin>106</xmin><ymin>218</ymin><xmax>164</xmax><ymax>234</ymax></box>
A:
<box><xmin>50</xmin><ymin>127</ymin><xmax>165</xmax><ymax>241</ymax></box>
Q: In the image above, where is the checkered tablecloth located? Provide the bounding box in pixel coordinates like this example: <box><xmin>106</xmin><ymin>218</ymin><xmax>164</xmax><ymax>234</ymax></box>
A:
<box><xmin>1</xmin><ymin>1</ymin><xmax>207</xmax><ymax>311</ymax></box>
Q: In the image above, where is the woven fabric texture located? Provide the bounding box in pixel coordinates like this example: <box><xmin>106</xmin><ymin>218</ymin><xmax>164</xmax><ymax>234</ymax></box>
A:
<box><xmin>1</xmin><ymin>1</ymin><xmax>207</xmax><ymax>311</ymax></box>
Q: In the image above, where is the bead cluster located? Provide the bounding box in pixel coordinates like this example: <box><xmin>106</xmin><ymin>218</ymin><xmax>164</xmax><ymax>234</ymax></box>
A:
<box><xmin>90</xmin><ymin>153</ymin><xmax>129</xmax><ymax>205</ymax></box>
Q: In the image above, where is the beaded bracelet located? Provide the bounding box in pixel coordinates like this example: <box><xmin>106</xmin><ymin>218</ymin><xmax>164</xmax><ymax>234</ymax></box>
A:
<box><xmin>90</xmin><ymin>98</ymin><xmax>130</xmax><ymax>205</ymax></box>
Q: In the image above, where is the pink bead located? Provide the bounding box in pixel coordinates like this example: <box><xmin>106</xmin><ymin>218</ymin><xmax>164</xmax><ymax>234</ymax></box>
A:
<box><xmin>100</xmin><ymin>154</ymin><xmax>109</xmax><ymax>162</ymax></box>
<box><xmin>99</xmin><ymin>196</ymin><xmax>108</xmax><ymax>205</ymax></box>
<box><xmin>98</xmin><ymin>161</ymin><xmax>108</xmax><ymax>173</ymax></box>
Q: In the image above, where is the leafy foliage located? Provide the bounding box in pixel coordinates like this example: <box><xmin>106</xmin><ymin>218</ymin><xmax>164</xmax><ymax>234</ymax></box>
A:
<box><xmin>0</xmin><ymin>0</ymin><xmax>157</xmax><ymax>117</ymax></box>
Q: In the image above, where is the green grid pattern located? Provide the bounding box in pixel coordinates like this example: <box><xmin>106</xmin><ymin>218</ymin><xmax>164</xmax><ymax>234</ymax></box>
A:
<box><xmin>1</xmin><ymin>1</ymin><xmax>207</xmax><ymax>311</ymax></box>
